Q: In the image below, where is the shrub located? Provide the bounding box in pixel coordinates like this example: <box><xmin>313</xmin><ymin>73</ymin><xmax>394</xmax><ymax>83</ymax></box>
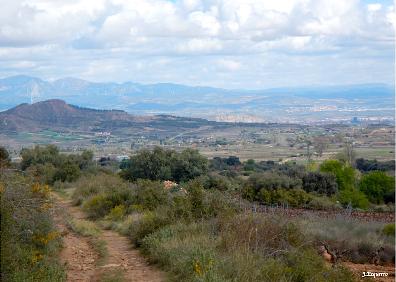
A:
<box><xmin>0</xmin><ymin>146</ymin><xmax>10</xmax><ymax>168</ymax></box>
<box><xmin>299</xmin><ymin>216</ymin><xmax>394</xmax><ymax>264</ymax></box>
<box><xmin>242</xmin><ymin>172</ymin><xmax>303</xmax><ymax>202</ymax></box>
<box><xmin>106</xmin><ymin>205</ymin><xmax>126</xmax><ymax>221</ymax></box>
<box><xmin>306</xmin><ymin>195</ymin><xmax>341</xmax><ymax>210</ymax></box>
<box><xmin>71</xmin><ymin>173</ymin><xmax>131</xmax><ymax>206</ymax></box>
<box><xmin>141</xmin><ymin>216</ymin><xmax>355</xmax><ymax>282</ymax></box>
<box><xmin>83</xmin><ymin>194</ymin><xmax>114</xmax><ymax>218</ymax></box>
<box><xmin>219</xmin><ymin>214</ymin><xmax>304</xmax><ymax>255</ymax></box>
<box><xmin>338</xmin><ymin>188</ymin><xmax>369</xmax><ymax>209</ymax></box>
<box><xmin>200</xmin><ymin>173</ymin><xmax>234</xmax><ymax>191</ymax></box>
<box><xmin>20</xmin><ymin>145</ymin><xmax>95</xmax><ymax>184</ymax></box>
<box><xmin>128</xmin><ymin>211</ymin><xmax>172</xmax><ymax>246</ymax></box>
<box><xmin>302</xmin><ymin>172</ymin><xmax>338</xmax><ymax>196</ymax></box>
<box><xmin>359</xmin><ymin>171</ymin><xmax>395</xmax><ymax>204</ymax></box>
<box><xmin>135</xmin><ymin>180</ymin><xmax>170</xmax><ymax>211</ymax></box>
<box><xmin>1</xmin><ymin>173</ymin><xmax>65</xmax><ymax>281</ymax></box>
<box><xmin>320</xmin><ymin>160</ymin><xmax>356</xmax><ymax>191</ymax></box>
<box><xmin>382</xmin><ymin>224</ymin><xmax>395</xmax><ymax>237</ymax></box>
<box><xmin>67</xmin><ymin>218</ymin><xmax>101</xmax><ymax>237</ymax></box>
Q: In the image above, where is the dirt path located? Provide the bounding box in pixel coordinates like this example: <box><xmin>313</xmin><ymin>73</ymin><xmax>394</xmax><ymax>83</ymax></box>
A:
<box><xmin>53</xmin><ymin>195</ymin><xmax>165</xmax><ymax>282</ymax></box>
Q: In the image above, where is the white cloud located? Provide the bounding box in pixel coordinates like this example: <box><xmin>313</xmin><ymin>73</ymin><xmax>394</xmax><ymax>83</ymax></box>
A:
<box><xmin>217</xmin><ymin>59</ymin><xmax>241</xmax><ymax>71</ymax></box>
<box><xmin>177</xmin><ymin>38</ymin><xmax>223</xmax><ymax>53</ymax></box>
<box><xmin>0</xmin><ymin>0</ymin><xmax>394</xmax><ymax>88</ymax></box>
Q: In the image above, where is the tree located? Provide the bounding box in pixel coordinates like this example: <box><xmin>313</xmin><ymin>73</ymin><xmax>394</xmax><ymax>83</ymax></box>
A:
<box><xmin>359</xmin><ymin>171</ymin><xmax>395</xmax><ymax>204</ymax></box>
<box><xmin>0</xmin><ymin>146</ymin><xmax>10</xmax><ymax>168</ymax></box>
<box><xmin>302</xmin><ymin>172</ymin><xmax>338</xmax><ymax>196</ymax></box>
<box><xmin>338</xmin><ymin>139</ymin><xmax>356</xmax><ymax>166</ymax></box>
<box><xmin>53</xmin><ymin>159</ymin><xmax>81</xmax><ymax>183</ymax></box>
<box><xmin>355</xmin><ymin>158</ymin><xmax>395</xmax><ymax>173</ymax></box>
<box><xmin>313</xmin><ymin>137</ymin><xmax>328</xmax><ymax>158</ymax></box>
<box><xmin>20</xmin><ymin>145</ymin><xmax>60</xmax><ymax>170</ymax></box>
<box><xmin>225</xmin><ymin>156</ymin><xmax>241</xmax><ymax>166</ymax></box>
<box><xmin>120</xmin><ymin>147</ymin><xmax>208</xmax><ymax>182</ymax></box>
<box><xmin>338</xmin><ymin>188</ymin><xmax>369</xmax><ymax>209</ymax></box>
<box><xmin>121</xmin><ymin>147</ymin><xmax>173</xmax><ymax>181</ymax></box>
<box><xmin>171</xmin><ymin>148</ymin><xmax>208</xmax><ymax>182</ymax></box>
<box><xmin>319</xmin><ymin>160</ymin><xmax>355</xmax><ymax>191</ymax></box>
<box><xmin>19</xmin><ymin>145</ymin><xmax>93</xmax><ymax>183</ymax></box>
<box><xmin>243</xmin><ymin>159</ymin><xmax>256</xmax><ymax>171</ymax></box>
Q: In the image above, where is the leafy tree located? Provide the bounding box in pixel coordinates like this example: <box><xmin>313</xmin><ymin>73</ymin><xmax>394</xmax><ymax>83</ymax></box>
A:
<box><xmin>171</xmin><ymin>148</ymin><xmax>208</xmax><ymax>182</ymax></box>
<box><xmin>0</xmin><ymin>146</ymin><xmax>10</xmax><ymax>168</ymax></box>
<box><xmin>200</xmin><ymin>173</ymin><xmax>235</xmax><ymax>191</ymax></box>
<box><xmin>20</xmin><ymin>145</ymin><xmax>93</xmax><ymax>184</ymax></box>
<box><xmin>319</xmin><ymin>160</ymin><xmax>355</xmax><ymax>191</ymax></box>
<box><xmin>359</xmin><ymin>171</ymin><xmax>395</xmax><ymax>204</ymax></box>
<box><xmin>20</xmin><ymin>145</ymin><xmax>60</xmax><ymax>170</ymax></box>
<box><xmin>53</xmin><ymin>159</ymin><xmax>81</xmax><ymax>183</ymax></box>
<box><xmin>120</xmin><ymin>147</ymin><xmax>207</xmax><ymax>182</ymax></box>
<box><xmin>225</xmin><ymin>156</ymin><xmax>241</xmax><ymax>166</ymax></box>
<box><xmin>120</xmin><ymin>147</ymin><xmax>173</xmax><ymax>181</ymax></box>
<box><xmin>355</xmin><ymin>158</ymin><xmax>395</xmax><ymax>173</ymax></box>
<box><xmin>243</xmin><ymin>159</ymin><xmax>256</xmax><ymax>171</ymax></box>
<box><xmin>302</xmin><ymin>172</ymin><xmax>338</xmax><ymax>196</ymax></box>
<box><xmin>242</xmin><ymin>172</ymin><xmax>303</xmax><ymax>202</ymax></box>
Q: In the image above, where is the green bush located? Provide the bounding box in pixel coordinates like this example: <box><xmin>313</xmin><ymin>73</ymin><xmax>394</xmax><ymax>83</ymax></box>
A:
<box><xmin>135</xmin><ymin>180</ymin><xmax>170</xmax><ymax>211</ymax></box>
<box><xmin>382</xmin><ymin>223</ymin><xmax>395</xmax><ymax>237</ymax></box>
<box><xmin>306</xmin><ymin>195</ymin><xmax>341</xmax><ymax>210</ymax></box>
<box><xmin>0</xmin><ymin>146</ymin><xmax>10</xmax><ymax>168</ymax></box>
<box><xmin>106</xmin><ymin>205</ymin><xmax>126</xmax><ymax>221</ymax></box>
<box><xmin>141</xmin><ymin>216</ymin><xmax>355</xmax><ymax>282</ymax></box>
<box><xmin>128</xmin><ymin>211</ymin><xmax>172</xmax><ymax>246</ymax></box>
<box><xmin>320</xmin><ymin>160</ymin><xmax>356</xmax><ymax>191</ymax></box>
<box><xmin>120</xmin><ymin>147</ymin><xmax>208</xmax><ymax>182</ymax></box>
<box><xmin>255</xmin><ymin>188</ymin><xmax>312</xmax><ymax>207</ymax></box>
<box><xmin>1</xmin><ymin>174</ymin><xmax>65</xmax><ymax>281</ymax></box>
<box><xmin>300</xmin><ymin>216</ymin><xmax>394</xmax><ymax>264</ymax></box>
<box><xmin>72</xmin><ymin>173</ymin><xmax>133</xmax><ymax>207</ymax></box>
<box><xmin>338</xmin><ymin>188</ymin><xmax>369</xmax><ymax>209</ymax></box>
<box><xmin>359</xmin><ymin>171</ymin><xmax>395</xmax><ymax>204</ymax></box>
<box><xmin>20</xmin><ymin>145</ymin><xmax>94</xmax><ymax>184</ymax></box>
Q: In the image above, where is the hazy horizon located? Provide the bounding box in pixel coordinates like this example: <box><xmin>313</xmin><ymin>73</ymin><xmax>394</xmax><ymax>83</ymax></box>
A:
<box><xmin>1</xmin><ymin>74</ymin><xmax>395</xmax><ymax>91</ymax></box>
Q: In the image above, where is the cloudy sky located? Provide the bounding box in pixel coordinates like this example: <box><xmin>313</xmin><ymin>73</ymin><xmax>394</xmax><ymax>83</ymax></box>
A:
<box><xmin>0</xmin><ymin>0</ymin><xmax>394</xmax><ymax>88</ymax></box>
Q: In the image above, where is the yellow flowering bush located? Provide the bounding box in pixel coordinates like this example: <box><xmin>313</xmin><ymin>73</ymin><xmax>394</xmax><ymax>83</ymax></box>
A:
<box><xmin>2</xmin><ymin>174</ymin><xmax>65</xmax><ymax>280</ymax></box>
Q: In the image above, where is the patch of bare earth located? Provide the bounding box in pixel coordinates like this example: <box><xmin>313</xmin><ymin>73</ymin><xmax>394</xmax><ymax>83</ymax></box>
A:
<box><xmin>53</xmin><ymin>194</ymin><xmax>165</xmax><ymax>282</ymax></box>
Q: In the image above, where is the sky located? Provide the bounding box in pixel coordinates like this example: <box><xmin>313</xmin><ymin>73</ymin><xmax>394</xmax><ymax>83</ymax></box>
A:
<box><xmin>0</xmin><ymin>0</ymin><xmax>394</xmax><ymax>89</ymax></box>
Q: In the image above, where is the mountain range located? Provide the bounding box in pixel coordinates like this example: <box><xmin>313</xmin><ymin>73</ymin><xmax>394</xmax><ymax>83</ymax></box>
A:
<box><xmin>0</xmin><ymin>75</ymin><xmax>394</xmax><ymax>123</ymax></box>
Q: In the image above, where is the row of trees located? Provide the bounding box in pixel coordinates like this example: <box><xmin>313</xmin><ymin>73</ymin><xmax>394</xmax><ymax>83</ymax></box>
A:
<box><xmin>1</xmin><ymin>144</ymin><xmax>394</xmax><ymax>210</ymax></box>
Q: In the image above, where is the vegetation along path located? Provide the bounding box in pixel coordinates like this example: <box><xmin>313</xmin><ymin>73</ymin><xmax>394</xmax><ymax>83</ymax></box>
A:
<box><xmin>53</xmin><ymin>193</ymin><xmax>165</xmax><ymax>282</ymax></box>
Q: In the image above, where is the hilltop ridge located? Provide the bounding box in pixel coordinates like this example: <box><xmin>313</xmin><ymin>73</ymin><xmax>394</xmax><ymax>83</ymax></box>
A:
<box><xmin>0</xmin><ymin>99</ymin><xmax>213</xmax><ymax>133</ymax></box>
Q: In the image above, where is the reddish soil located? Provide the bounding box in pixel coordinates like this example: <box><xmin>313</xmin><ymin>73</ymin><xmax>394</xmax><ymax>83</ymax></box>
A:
<box><xmin>53</xmin><ymin>195</ymin><xmax>165</xmax><ymax>282</ymax></box>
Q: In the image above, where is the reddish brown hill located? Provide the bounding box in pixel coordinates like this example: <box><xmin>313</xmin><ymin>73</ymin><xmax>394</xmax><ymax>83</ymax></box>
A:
<box><xmin>0</xmin><ymin>99</ymin><xmax>138</xmax><ymax>132</ymax></box>
<box><xmin>0</xmin><ymin>99</ymin><xmax>213</xmax><ymax>133</ymax></box>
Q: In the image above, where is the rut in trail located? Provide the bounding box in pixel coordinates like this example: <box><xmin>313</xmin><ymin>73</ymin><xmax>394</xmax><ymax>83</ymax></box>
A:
<box><xmin>53</xmin><ymin>195</ymin><xmax>165</xmax><ymax>282</ymax></box>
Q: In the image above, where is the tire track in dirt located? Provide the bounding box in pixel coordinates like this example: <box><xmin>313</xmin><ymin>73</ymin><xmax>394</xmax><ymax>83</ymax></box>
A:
<box><xmin>53</xmin><ymin>194</ymin><xmax>165</xmax><ymax>282</ymax></box>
